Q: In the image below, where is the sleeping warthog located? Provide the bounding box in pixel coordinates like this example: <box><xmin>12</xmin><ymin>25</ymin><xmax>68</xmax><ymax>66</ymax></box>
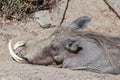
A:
<box><xmin>8</xmin><ymin>16</ymin><xmax>120</xmax><ymax>74</ymax></box>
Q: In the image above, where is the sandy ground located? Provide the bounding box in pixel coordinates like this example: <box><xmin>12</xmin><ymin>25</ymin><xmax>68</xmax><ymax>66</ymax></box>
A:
<box><xmin>0</xmin><ymin>0</ymin><xmax>120</xmax><ymax>80</ymax></box>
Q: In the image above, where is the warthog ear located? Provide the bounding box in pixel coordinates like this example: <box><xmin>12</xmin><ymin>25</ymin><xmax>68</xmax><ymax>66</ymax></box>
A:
<box><xmin>64</xmin><ymin>37</ymin><xmax>82</xmax><ymax>53</ymax></box>
<box><xmin>68</xmin><ymin>16</ymin><xmax>91</xmax><ymax>30</ymax></box>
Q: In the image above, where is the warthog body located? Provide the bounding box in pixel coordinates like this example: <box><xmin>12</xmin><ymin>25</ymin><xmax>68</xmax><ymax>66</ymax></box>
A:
<box><xmin>8</xmin><ymin>16</ymin><xmax>120</xmax><ymax>74</ymax></box>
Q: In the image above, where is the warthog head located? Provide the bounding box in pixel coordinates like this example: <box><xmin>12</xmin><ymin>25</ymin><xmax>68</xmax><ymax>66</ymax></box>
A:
<box><xmin>8</xmin><ymin>16</ymin><xmax>91</xmax><ymax>65</ymax></box>
<box><xmin>8</xmin><ymin>16</ymin><xmax>120</xmax><ymax>74</ymax></box>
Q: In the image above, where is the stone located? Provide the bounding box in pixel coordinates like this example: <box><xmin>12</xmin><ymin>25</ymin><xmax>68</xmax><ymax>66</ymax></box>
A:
<box><xmin>34</xmin><ymin>10</ymin><xmax>52</xmax><ymax>28</ymax></box>
<box><xmin>34</xmin><ymin>0</ymin><xmax>68</xmax><ymax>28</ymax></box>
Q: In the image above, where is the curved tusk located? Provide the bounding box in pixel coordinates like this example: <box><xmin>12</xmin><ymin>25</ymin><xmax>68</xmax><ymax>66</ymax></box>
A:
<box><xmin>8</xmin><ymin>40</ymin><xmax>26</xmax><ymax>63</ymax></box>
<box><xmin>14</xmin><ymin>41</ymin><xmax>26</xmax><ymax>50</ymax></box>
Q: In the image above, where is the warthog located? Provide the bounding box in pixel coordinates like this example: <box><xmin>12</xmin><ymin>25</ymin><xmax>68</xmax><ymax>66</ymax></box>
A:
<box><xmin>8</xmin><ymin>16</ymin><xmax>120</xmax><ymax>74</ymax></box>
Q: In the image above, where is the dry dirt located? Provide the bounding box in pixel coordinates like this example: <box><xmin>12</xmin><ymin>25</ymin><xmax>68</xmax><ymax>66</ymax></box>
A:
<box><xmin>0</xmin><ymin>0</ymin><xmax>120</xmax><ymax>80</ymax></box>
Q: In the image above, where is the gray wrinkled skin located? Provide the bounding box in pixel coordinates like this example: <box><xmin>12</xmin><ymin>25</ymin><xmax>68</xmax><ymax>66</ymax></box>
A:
<box><xmin>9</xmin><ymin>16</ymin><xmax>120</xmax><ymax>74</ymax></box>
<box><xmin>53</xmin><ymin>33</ymin><xmax>120</xmax><ymax>74</ymax></box>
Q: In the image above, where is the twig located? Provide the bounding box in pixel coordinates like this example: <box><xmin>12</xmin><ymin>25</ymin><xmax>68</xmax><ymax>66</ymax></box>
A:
<box><xmin>59</xmin><ymin>0</ymin><xmax>70</xmax><ymax>26</ymax></box>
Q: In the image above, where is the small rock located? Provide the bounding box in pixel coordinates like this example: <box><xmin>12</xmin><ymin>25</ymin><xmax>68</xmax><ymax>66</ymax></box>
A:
<box><xmin>34</xmin><ymin>0</ymin><xmax>68</xmax><ymax>28</ymax></box>
<box><xmin>34</xmin><ymin>10</ymin><xmax>52</xmax><ymax>28</ymax></box>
